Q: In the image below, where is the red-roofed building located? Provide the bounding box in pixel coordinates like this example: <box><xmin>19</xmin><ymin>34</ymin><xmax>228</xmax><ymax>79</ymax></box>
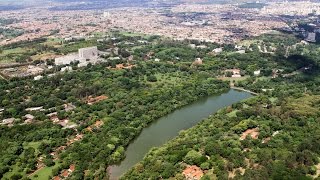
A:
<box><xmin>53</xmin><ymin>176</ymin><xmax>61</xmax><ymax>180</ymax></box>
<box><xmin>61</xmin><ymin>170</ymin><xmax>69</xmax><ymax>178</ymax></box>
<box><xmin>182</xmin><ymin>165</ymin><xmax>204</xmax><ymax>180</ymax></box>
<box><xmin>69</xmin><ymin>164</ymin><xmax>76</xmax><ymax>172</ymax></box>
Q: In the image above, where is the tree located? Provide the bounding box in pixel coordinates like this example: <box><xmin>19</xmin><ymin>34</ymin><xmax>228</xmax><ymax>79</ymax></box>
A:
<box><xmin>147</xmin><ymin>75</ymin><xmax>157</xmax><ymax>82</ymax></box>
<box><xmin>184</xmin><ymin>150</ymin><xmax>205</xmax><ymax>166</ymax></box>
<box><xmin>10</xmin><ymin>174</ymin><xmax>22</xmax><ymax>180</ymax></box>
<box><xmin>44</xmin><ymin>158</ymin><xmax>55</xmax><ymax>167</ymax></box>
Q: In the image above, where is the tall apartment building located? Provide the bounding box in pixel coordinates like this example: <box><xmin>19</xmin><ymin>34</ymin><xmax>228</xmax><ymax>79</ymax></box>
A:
<box><xmin>306</xmin><ymin>32</ymin><xmax>316</xmax><ymax>43</ymax></box>
<box><xmin>78</xmin><ymin>46</ymin><xmax>98</xmax><ymax>60</ymax></box>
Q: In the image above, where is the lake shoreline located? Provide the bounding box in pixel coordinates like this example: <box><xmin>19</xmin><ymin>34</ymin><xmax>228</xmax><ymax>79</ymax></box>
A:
<box><xmin>108</xmin><ymin>89</ymin><xmax>253</xmax><ymax>180</ymax></box>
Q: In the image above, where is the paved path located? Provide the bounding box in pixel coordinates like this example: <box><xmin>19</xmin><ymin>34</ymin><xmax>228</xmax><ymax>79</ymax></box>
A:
<box><xmin>230</xmin><ymin>86</ymin><xmax>259</xmax><ymax>96</ymax></box>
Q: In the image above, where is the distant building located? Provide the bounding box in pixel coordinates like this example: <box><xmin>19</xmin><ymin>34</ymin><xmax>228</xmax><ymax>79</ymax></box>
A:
<box><xmin>27</xmin><ymin>66</ymin><xmax>44</xmax><ymax>75</ymax></box>
<box><xmin>236</xmin><ymin>50</ymin><xmax>246</xmax><ymax>54</ymax></box>
<box><xmin>103</xmin><ymin>12</ymin><xmax>110</xmax><ymax>18</ymax></box>
<box><xmin>254</xmin><ymin>70</ymin><xmax>261</xmax><ymax>76</ymax></box>
<box><xmin>225</xmin><ymin>69</ymin><xmax>242</xmax><ymax>78</ymax></box>
<box><xmin>64</xmin><ymin>103</ymin><xmax>76</xmax><ymax>112</ymax></box>
<box><xmin>212</xmin><ymin>47</ymin><xmax>223</xmax><ymax>54</ymax></box>
<box><xmin>128</xmin><ymin>55</ymin><xmax>134</xmax><ymax>61</ymax></box>
<box><xmin>64</xmin><ymin>37</ymin><xmax>73</xmax><ymax>41</ymax></box>
<box><xmin>306</xmin><ymin>32</ymin><xmax>316</xmax><ymax>42</ymax></box>
<box><xmin>108</xmin><ymin>57</ymin><xmax>121</xmax><ymax>61</ymax></box>
<box><xmin>55</xmin><ymin>54</ymin><xmax>78</xmax><ymax>66</ymax></box>
<box><xmin>193</xmin><ymin>58</ymin><xmax>203</xmax><ymax>65</ymax></box>
<box><xmin>182</xmin><ymin>165</ymin><xmax>203</xmax><ymax>180</ymax></box>
<box><xmin>26</xmin><ymin>106</ymin><xmax>44</xmax><ymax>111</ymax></box>
<box><xmin>196</xmin><ymin>45</ymin><xmax>207</xmax><ymax>49</ymax></box>
<box><xmin>24</xmin><ymin>114</ymin><xmax>35</xmax><ymax>120</ymax></box>
<box><xmin>189</xmin><ymin>44</ymin><xmax>196</xmax><ymax>49</ymax></box>
<box><xmin>34</xmin><ymin>75</ymin><xmax>43</xmax><ymax>81</ymax></box>
<box><xmin>55</xmin><ymin>46</ymin><xmax>100</xmax><ymax>67</ymax></box>
<box><xmin>1</xmin><ymin>118</ymin><xmax>15</xmax><ymax>125</ymax></box>
<box><xmin>79</xmin><ymin>46</ymin><xmax>98</xmax><ymax>60</ymax></box>
<box><xmin>61</xmin><ymin>66</ymin><xmax>72</xmax><ymax>72</ymax></box>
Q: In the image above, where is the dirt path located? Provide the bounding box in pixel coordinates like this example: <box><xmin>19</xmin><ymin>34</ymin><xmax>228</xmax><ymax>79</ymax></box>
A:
<box><xmin>28</xmin><ymin>166</ymin><xmax>44</xmax><ymax>177</ymax></box>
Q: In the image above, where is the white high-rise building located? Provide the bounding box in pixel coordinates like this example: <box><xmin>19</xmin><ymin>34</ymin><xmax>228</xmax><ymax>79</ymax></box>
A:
<box><xmin>103</xmin><ymin>12</ymin><xmax>110</xmax><ymax>18</ymax></box>
<box><xmin>306</xmin><ymin>32</ymin><xmax>316</xmax><ymax>43</ymax></box>
<box><xmin>79</xmin><ymin>46</ymin><xmax>98</xmax><ymax>60</ymax></box>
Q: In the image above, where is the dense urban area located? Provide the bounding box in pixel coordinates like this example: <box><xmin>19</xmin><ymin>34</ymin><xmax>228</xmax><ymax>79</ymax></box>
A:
<box><xmin>0</xmin><ymin>0</ymin><xmax>320</xmax><ymax>180</ymax></box>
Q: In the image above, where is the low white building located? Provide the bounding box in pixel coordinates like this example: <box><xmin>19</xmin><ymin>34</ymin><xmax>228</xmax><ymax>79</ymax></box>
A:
<box><xmin>190</xmin><ymin>44</ymin><xmax>208</xmax><ymax>49</ymax></box>
<box><xmin>25</xmin><ymin>114</ymin><xmax>35</xmax><ymax>120</ymax></box>
<box><xmin>254</xmin><ymin>70</ymin><xmax>261</xmax><ymax>76</ymax></box>
<box><xmin>212</xmin><ymin>47</ymin><xmax>223</xmax><ymax>54</ymax></box>
<box><xmin>34</xmin><ymin>75</ymin><xmax>43</xmax><ymax>81</ymax></box>
<box><xmin>55</xmin><ymin>46</ymin><xmax>100</xmax><ymax>67</ymax></box>
<box><xmin>26</xmin><ymin>106</ymin><xmax>44</xmax><ymax>111</ymax></box>
<box><xmin>55</xmin><ymin>53</ymin><xmax>78</xmax><ymax>66</ymax></box>
<box><xmin>193</xmin><ymin>58</ymin><xmax>203</xmax><ymax>65</ymax></box>
<box><xmin>27</xmin><ymin>66</ymin><xmax>44</xmax><ymax>75</ymax></box>
<box><xmin>1</xmin><ymin>118</ymin><xmax>15</xmax><ymax>125</ymax></box>
<box><xmin>236</xmin><ymin>50</ymin><xmax>246</xmax><ymax>54</ymax></box>
<box><xmin>225</xmin><ymin>69</ymin><xmax>242</xmax><ymax>78</ymax></box>
<box><xmin>189</xmin><ymin>44</ymin><xmax>196</xmax><ymax>49</ymax></box>
<box><xmin>109</xmin><ymin>57</ymin><xmax>121</xmax><ymax>61</ymax></box>
<box><xmin>61</xmin><ymin>66</ymin><xmax>73</xmax><ymax>72</ymax></box>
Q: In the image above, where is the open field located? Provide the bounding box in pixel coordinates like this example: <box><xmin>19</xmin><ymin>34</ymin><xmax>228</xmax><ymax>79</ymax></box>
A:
<box><xmin>29</xmin><ymin>162</ymin><xmax>61</xmax><ymax>180</ymax></box>
<box><xmin>218</xmin><ymin>76</ymin><xmax>250</xmax><ymax>83</ymax></box>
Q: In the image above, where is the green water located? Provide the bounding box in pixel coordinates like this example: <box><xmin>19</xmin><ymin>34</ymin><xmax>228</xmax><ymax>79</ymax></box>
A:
<box><xmin>109</xmin><ymin>89</ymin><xmax>253</xmax><ymax>179</ymax></box>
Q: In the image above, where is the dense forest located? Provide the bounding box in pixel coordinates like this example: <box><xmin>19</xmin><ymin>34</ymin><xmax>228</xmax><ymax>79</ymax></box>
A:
<box><xmin>122</xmin><ymin>34</ymin><xmax>320</xmax><ymax>179</ymax></box>
<box><xmin>0</xmin><ymin>33</ymin><xmax>229</xmax><ymax>179</ymax></box>
<box><xmin>1</xmin><ymin>31</ymin><xmax>320</xmax><ymax>179</ymax></box>
<box><xmin>123</xmin><ymin>93</ymin><xmax>320</xmax><ymax>179</ymax></box>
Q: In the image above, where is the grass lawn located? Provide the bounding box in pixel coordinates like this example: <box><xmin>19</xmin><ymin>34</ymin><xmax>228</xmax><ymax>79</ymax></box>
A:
<box><xmin>30</xmin><ymin>161</ymin><xmax>61</xmax><ymax>180</ymax></box>
<box><xmin>43</xmin><ymin>38</ymin><xmax>64</xmax><ymax>46</ymax></box>
<box><xmin>24</xmin><ymin>141</ymin><xmax>41</xmax><ymax>149</ymax></box>
<box><xmin>0</xmin><ymin>47</ymin><xmax>30</xmax><ymax>63</ymax></box>
<box><xmin>0</xmin><ymin>58</ymin><xmax>15</xmax><ymax>63</ymax></box>
<box><xmin>219</xmin><ymin>76</ymin><xmax>250</xmax><ymax>83</ymax></box>
<box><xmin>23</xmin><ymin>141</ymin><xmax>50</xmax><ymax>155</ymax></box>
<box><xmin>3</xmin><ymin>141</ymin><xmax>50</xmax><ymax>179</ymax></box>
<box><xmin>1</xmin><ymin>47</ymin><xmax>25</xmax><ymax>55</ymax></box>
<box><xmin>31</xmin><ymin>52</ymin><xmax>57</xmax><ymax>61</ymax></box>
<box><xmin>144</xmin><ymin>72</ymin><xmax>185</xmax><ymax>88</ymax></box>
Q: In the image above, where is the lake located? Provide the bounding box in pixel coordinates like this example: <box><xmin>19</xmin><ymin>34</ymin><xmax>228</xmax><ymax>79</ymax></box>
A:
<box><xmin>109</xmin><ymin>89</ymin><xmax>253</xmax><ymax>179</ymax></box>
